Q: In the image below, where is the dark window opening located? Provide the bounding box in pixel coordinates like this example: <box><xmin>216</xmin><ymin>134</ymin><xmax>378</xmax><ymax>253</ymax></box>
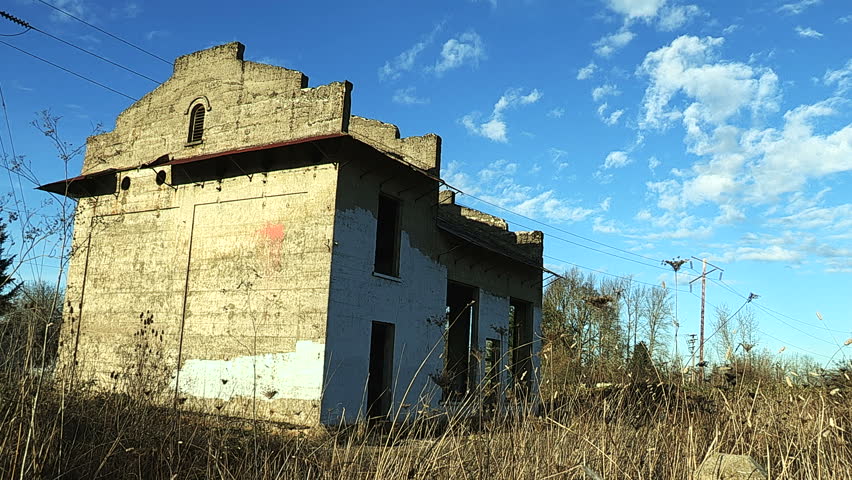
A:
<box><xmin>187</xmin><ymin>104</ymin><xmax>205</xmax><ymax>143</ymax></box>
<box><xmin>367</xmin><ymin>321</ymin><xmax>394</xmax><ymax>419</ymax></box>
<box><xmin>509</xmin><ymin>298</ymin><xmax>533</xmax><ymax>396</ymax></box>
<box><xmin>373</xmin><ymin>194</ymin><xmax>401</xmax><ymax>277</ymax></box>
<box><xmin>444</xmin><ymin>282</ymin><xmax>477</xmax><ymax>402</ymax></box>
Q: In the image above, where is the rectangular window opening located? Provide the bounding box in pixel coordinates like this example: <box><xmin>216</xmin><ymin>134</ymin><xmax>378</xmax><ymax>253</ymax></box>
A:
<box><xmin>374</xmin><ymin>194</ymin><xmax>401</xmax><ymax>277</ymax></box>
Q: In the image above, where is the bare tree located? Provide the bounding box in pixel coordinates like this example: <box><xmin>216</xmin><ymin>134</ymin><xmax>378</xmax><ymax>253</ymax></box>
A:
<box><xmin>643</xmin><ymin>286</ymin><xmax>671</xmax><ymax>362</ymax></box>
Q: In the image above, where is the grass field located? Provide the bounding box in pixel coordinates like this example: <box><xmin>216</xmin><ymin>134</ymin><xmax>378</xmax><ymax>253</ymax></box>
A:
<box><xmin>2</xmin><ymin>370</ymin><xmax>850</xmax><ymax>479</ymax></box>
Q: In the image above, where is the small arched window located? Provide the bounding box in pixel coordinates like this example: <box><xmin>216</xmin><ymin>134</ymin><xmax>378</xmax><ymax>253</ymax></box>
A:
<box><xmin>187</xmin><ymin>104</ymin><xmax>205</xmax><ymax>143</ymax></box>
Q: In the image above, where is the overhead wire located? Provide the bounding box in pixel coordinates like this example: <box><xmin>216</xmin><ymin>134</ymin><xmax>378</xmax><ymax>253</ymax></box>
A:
<box><xmin>31</xmin><ymin>25</ymin><xmax>162</xmax><ymax>84</ymax></box>
<box><xmin>448</xmin><ymin>187</ymin><xmax>670</xmax><ymax>271</ymax></box>
<box><xmin>35</xmin><ymin>0</ymin><xmax>172</xmax><ymax>65</ymax></box>
<box><xmin>0</xmin><ymin>40</ymin><xmax>138</xmax><ymax>101</ymax></box>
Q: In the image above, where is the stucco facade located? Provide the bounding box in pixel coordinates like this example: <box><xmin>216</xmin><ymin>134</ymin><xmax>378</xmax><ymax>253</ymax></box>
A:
<box><xmin>42</xmin><ymin>43</ymin><xmax>544</xmax><ymax>426</ymax></box>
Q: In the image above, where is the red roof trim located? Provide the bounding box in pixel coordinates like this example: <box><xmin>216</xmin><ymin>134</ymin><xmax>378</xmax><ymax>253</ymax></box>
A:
<box><xmin>165</xmin><ymin>133</ymin><xmax>347</xmax><ymax>166</ymax></box>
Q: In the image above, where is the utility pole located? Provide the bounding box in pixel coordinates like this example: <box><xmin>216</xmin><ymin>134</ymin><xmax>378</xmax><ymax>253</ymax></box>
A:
<box><xmin>689</xmin><ymin>257</ymin><xmax>723</xmax><ymax>380</ymax></box>
<box><xmin>662</xmin><ymin>257</ymin><xmax>688</xmax><ymax>364</ymax></box>
<box><xmin>687</xmin><ymin>333</ymin><xmax>697</xmax><ymax>383</ymax></box>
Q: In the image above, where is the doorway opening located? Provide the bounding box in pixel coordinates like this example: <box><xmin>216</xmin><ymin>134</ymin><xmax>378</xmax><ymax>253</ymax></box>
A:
<box><xmin>444</xmin><ymin>281</ymin><xmax>477</xmax><ymax>401</ymax></box>
<box><xmin>509</xmin><ymin>298</ymin><xmax>533</xmax><ymax>395</ymax></box>
<box><xmin>367</xmin><ymin>321</ymin><xmax>394</xmax><ymax>418</ymax></box>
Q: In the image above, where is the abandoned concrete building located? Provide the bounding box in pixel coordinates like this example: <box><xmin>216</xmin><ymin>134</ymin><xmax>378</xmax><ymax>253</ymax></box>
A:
<box><xmin>39</xmin><ymin>42</ymin><xmax>544</xmax><ymax>425</ymax></box>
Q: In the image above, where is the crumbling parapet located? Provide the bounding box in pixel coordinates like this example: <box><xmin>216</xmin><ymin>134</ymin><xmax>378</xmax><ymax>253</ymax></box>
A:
<box><xmin>349</xmin><ymin>116</ymin><xmax>441</xmax><ymax>176</ymax></box>
<box><xmin>82</xmin><ymin>42</ymin><xmax>352</xmax><ymax>175</ymax></box>
<box><xmin>437</xmin><ymin>190</ymin><xmax>543</xmax><ymax>267</ymax></box>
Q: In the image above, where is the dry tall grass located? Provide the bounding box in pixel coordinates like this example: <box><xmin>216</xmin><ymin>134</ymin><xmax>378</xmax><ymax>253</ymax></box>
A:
<box><xmin>2</xmin><ymin>365</ymin><xmax>850</xmax><ymax>479</ymax></box>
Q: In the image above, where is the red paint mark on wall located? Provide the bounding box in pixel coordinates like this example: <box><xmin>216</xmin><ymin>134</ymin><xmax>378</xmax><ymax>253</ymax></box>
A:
<box><xmin>256</xmin><ymin>223</ymin><xmax>286</xmax><ymax>270</ymax></box>
<box><xmin>258</xmin><ymin>223</ymin><xmax>285</xmax><ymax>241</ymax></box>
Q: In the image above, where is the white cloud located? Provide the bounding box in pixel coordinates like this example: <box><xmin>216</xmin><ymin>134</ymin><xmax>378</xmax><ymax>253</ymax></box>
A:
<box><xmin>648</xmin><ymin>156</ymin><xmax>661</xmax><ymax>170</ymax></box>
<box><xmin>715</xmin><ymin>204</ymin><xmax>746</xmax><ymax>224</ymax></box>
<box><xmin>592</xmin><ymin>84</ymin><xmax>621</xmax><ymax>102</ymax></box>
<box><xmin>577</xmin><ymin>62</ymin><xmax>597</xmax><ymax>80</ymax></box>
<box><xmin>392</xmin><ymin>87</ymin><xmax>429</xmax><ymax>105</ymax></box>
<box><xmin>444</xmin><ymin>160</ymin><xmax>594</xmax><ymax>224</ymax></box>
<box><xmin>593</xmin><ymin>217</ymin><xmax>621</xmax><ymax>234</ymax></box>
<box><xmin>594</xmin><ymin>28</ymin><xmax>635</xmax><ymax>57</ymax></box>
<box><xmin>432</xmin><ymin>31</ymin><xmax>485</xmax><ymax>75</ymax></box>
<box><xmin>603</xmin><ymin>150</ymin><xmax>632</xmax><ymax>169</ymax></box>
<box><xmin>461</xmin><ymin>88</ymin><xmax>542</xmax><ymax>142</ymax></box>
<box><xmin>723</xmin><ymin>245</ymin><xmax>803</xmax><ymax>263</ymax></box>
<box><xmin>111</xmin><ymin>2</ymin><xmax>141</xmax><ymax>19</ymax></box>
<box><xmin>145</xmin><ymin>30</ymin><xmax>168</xmax><ymax>41</ymax></box>
<box><xmin>745</xmin><ymin>99</ymin><xmax>852</xmax><ymax>200</ymax></box>
<box><xmin>839</xmin><ymin>15</ymin><xmax>852</xmax><ymax>23</ymax></box>
<box><xmin>637</xmin><ymin>35</ymin><xmax>780</xmax><ymax>130</ymax></box>
<box><xmin>795</xmin><ymin>26</ymin><xmax>824</xmax><ymax>38</ymax></box>
<box><xmin>604</xmin><ymin>0</ymin><xmax>667</xmax><ymax>19</ymax></box>
<box><xmin>547</xmin><ymin>107</ymin><xmax>565</xmax><ymax>118</ymax></box>
<box><xmin>49</xmin><ymin>0</ymin><xmax>88</xmax><ymax>22</ymax></box>
<box><xmin>600</xmin><ymin>197</ymin><xmax>612</xmax><ymax>211</ymax></box>
<box><xmin>824</xmin><ymin>59</ymin><xmax>852</xmax><ymax>94</ymax></box>
<box><xmin>597</xmin><ymin>103</ymin><xmax>624</xmax><ymax>125</ymax></box>
<box><xmin>769</xmin><ymin>203</ymin><xmax>852</xmax><ymax>232</ymax></box>
<box><xmin>658</xmin><ymin>4</ymin><xmax>701</xmax><ymax>31</ymax></box>
<box><xmin>378</xmin><ymin>25</ymin><xmax>442</xmax><ymax>81</ymax></box>
<box><xmin>722</xmin><ymin>24</ymin><xmax>740</xmax><ymax>35</ymax></box>
<box><xmin>778</xmin><ymin>0</ymin><xmax>821</xmax><ymax>15</ymax></box>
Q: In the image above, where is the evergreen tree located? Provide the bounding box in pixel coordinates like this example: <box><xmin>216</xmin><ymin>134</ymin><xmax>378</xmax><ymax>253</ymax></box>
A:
<box><xmin>0</xmin><ymin>221</ymin><xmax>20</xmax><ymax>314</ymax></box>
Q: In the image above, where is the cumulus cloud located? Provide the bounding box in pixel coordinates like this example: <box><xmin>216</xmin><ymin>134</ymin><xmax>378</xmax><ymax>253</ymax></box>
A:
<box><xmin>603</xmin><ymin>151</ymin><xmax>632</xmax><ymax>169</ymax></box>
<box><xmin>604</xmin><ymin>0</ymin><xmax>667</xmax><ymax>19</ymax></box>
<box><xmin>795</xmin><ymin>26</ymin><xmax>824</xmax><ymax>38</ymax></box>
<box><xmin>637</xmin><ymin>35</ymin><xmax>780</xmax><ymax>130</ymax></box>
<box><xmin>658</xmin><ymin>4</ymin><xmax>701</xmax><ymax>31</ymax></box>
<box><xmin>392</xmin><ymin>87</ymin><xmax>429</xmax><ymax>105</ymax></box>
<box><xmin>461</xmin><ymin>88</ymin><xmax>542</xmax><ymax>142</ymax></box>
<box><xmin>443</xmin><ymin>160</ymin><xmax>594</xmax><ymax>224</ymax></box>
<box><xmin>778</xmin><ymin>0</ymin><xmax>821</xmax><ymax>15</ymax></box>
<box><xmin>597</xmin><ymin>103</ymin><xmax>625</xmax><ymax>125</ymax></box>
<box><xmin>648</xmin><ymin>156</ymin><xmax>661</xmax><ymax>170</ymax></box>
<box><xmin>594</xmin><ymin>28</ymin><xmax>635</xmax><ymax>57</ymax></box>
<box><xmin>824</xmin><ymin>59</ymin><xmax>852</xmax><ymax>94</ymax></box>
<box><xmin>592</xmin><ymin>84</ymin><xmax>621</xmax><ymax>102</ymax></box>
<box><xmin>577</xmin><ymin>62</ymin><xmax>597</xmax><ymax>80</ymax></box>
<box><xmin>432</xmin><ymin>31</ymin><xmax>485</xmax><ymax>75</ymax></box>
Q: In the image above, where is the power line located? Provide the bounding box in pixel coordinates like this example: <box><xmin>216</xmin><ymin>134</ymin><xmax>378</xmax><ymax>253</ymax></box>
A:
<box><xmin>543</xmin><ymin>253</ymin><xmax>690</xmax><ymax>294</ymax></box>
<box><xmin>2</xmin><ymin>13</ymin><xmax>162</xmax><ymax>85</ymax></box>
<box><xmin>35</xmin><ymin>0</ymin><xmax>172</xmax><ymax>65</ymax></box>
<box><xmin>713</xmin><ymin>277</ymin><xmax>849</xmax><ymax>334</ymax></box>
<box><xmin>0</xmin><ymin>40</ymin><xmax>138</xmax><ymax>101</ymax></box>
<box><xmin>688</xmin><ymin>290</ymin><xmax>834</xmax><ymax>361</ymax></box>
<box><xmin>450</xmin><ymin>188</ymin><xmax>669</xmax><ymax>271</ymax></box>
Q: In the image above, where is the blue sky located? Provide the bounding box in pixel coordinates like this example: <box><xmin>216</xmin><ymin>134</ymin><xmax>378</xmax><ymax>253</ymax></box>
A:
<box><xmin>1</xmin><ymin>0</ymin><xmax>850</xmax><ymax>364</ymax></box>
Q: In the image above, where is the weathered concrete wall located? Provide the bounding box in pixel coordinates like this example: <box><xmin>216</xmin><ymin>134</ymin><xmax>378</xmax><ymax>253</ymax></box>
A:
<box><xmin>348</xmin><ymin>116</ymin><xmax>441</xmax><ymax>176</ymax></box>
<box><xmin>82</xmin><ymin>42</ymin><xmax>352</xmax><ymax>175</ymax></box>
<box><xmin>323</xmin><ymin>141</ymin><xmax>446</xmax><ymax>423</ymax></box>
<box><xmin>61</xmin><ymin>159</ymin><xmax>338</xmax><ymax>425</ymax></box>
<box><xmin>437</xmin><ymin>201</ymin><xmax>544</xmax><ymax>397</ymax></box>
<box><xmin>55</xmin><ymin>42</ymin><xmax>543</xmax><ymax>426</ymax></box>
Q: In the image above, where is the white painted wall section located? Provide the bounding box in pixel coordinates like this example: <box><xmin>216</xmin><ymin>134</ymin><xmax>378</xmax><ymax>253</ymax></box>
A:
<box><xmin>174</xmin><ymin>340</ymin><xmax>325</xmax><ymax>401</ymax></box>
